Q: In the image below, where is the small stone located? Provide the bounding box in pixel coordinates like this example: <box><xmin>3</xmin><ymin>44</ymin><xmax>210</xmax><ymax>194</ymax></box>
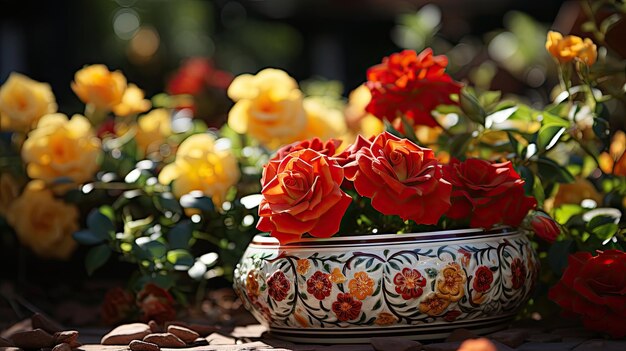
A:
<box><xmin>129</xmin><ymin>340</ymin><xmax>161</xmax><ymax>351</ymax></box>
<box><xmin>0</xmin><ymin>338</ymin><xmax>12</xmax><ymax>347</ymax></box>
<box><xmin>101</xmin><ymin>323</ymin><xmax>151</xmax><ymax>345</ymax></box>
<box><xmin>0</xmin><ymin>348</ymin><xmax>22</xmax><ymax>351</ymax></box>
<box><xmin>165</xmin><ymin>321</ymin><xmax>217</xmax><ymax>337</ymax></box>
<box><xmin>52</xmin><ymin>343</ymin><xmax>72</xmax><ymax>351</ymax></box>
<box><xmin>31</xmin><ymin>314</ymin><xmax>63</xmax><ymax>334</ymax></box>
<box><xmin>143</xmin><ymin>333</ymin><xmax>186</xmax><ymax>348</ymax></box>
<box><xmin>488</xmin><ymin>329</ymin><xmax>529</xmax><ymax>348</ymax></box>
<box><xmin>0</xmin><ymin>319</ymin><xmax>31</xmax><ymax>339</ymax></box>
<box><xmin>10</xmin><ymin>329</ymin><xmax>54</xmax><ymax>349</ymax></box>
<box><xmin>53</xmin><ymin>331</ymin><xmax>78</xmax><ymax>345</ymax></box>
<box><xmin>148</xmin><ymin>320</ymin><xmax>161</xmax><ymax>333</ymax></box>
<box><xmin>206</xmin><ymin>332</ymin><xmax>236</xmax><ymax>345</ymax></box>
<box><xmin>458</xmin><ymin>338</ymin><xmax>497</xmax><ymax>351</ymax></box>
<box><xmin>525</xmin><ymin>333</ymin><xmax>562</xmax><ymax>343</ymax></box>
<box><xmin>446</xmin><ymin>329</ymin><xmax>479</xmax><ymax>342</ymax></box>
<box><xmin>190</xmin><ymin>337</ymin><xmax>208</xmax><ymax>346</ymax></box>
<box><xmin>167</xmin><ymin>325</ymin><xmax>199</xmax><ymax>344</ymax></box>
<box><xmin>371</xmin><ymin>336</ymin><xmax>421</xmax><ymax>351</ymax></box>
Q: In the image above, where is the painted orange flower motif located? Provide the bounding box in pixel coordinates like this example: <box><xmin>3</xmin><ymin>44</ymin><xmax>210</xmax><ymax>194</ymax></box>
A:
<box><xmin>419</xmin><ymin>293</ymin><xmax>451</xmax><ymax>316</ymax></box>
<box><xmin>296</xmin><ymin>259</ymin><xmax>311</xmax><ymax>275</ymax></box>
<box><xmin>329</xmin><ymin>267</ymin><xmax>346</xmax><ymax>284</ymax></box>
<box><xmin>348</xmin><ymin>271</ymin><xmax>375</xmax><ymax>300</ymax></box>
<box><xmin>374</xmin><ymin>312</ymin><xmax>397</xmax><ymax>326</ymax></box>
<box><xmin>246</xmin><ymin>271</ymin><xmax>260</xmax><ymax>298</ymax></box>
<box><xmin>436</xmin><ymin>263</ymin><xmax>466</xmax><ymax>301</ymax></box>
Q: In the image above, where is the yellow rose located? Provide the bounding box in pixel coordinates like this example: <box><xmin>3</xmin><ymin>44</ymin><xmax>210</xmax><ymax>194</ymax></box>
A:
<box><xmin>158</xmin><ymin>133</ymin><xmax>240</xmax><ymax>206</ymax></box>
<box><xmin>344</xmin><ymin>84</ymin><xmax>384</xmax><ymax>138</ymax></box>
<box><xmin>0</xmin><ymin>73</ymin><xmax>57</xmax><ymax>132</ymax></box>
<box><xmin>227</xmin><ymin>69</ymin><xmax>306</xmax><ymax>149</ymax></box>
<box><xmin>22</xmin><ymin>113</ymin><xmax>102</xmax><ymax>184</ymax></box>
<box><xmin>293</xmin><ymin>97</ymin><xmax>347</xmax><ymax>141</ymax></box>
<box><xmin>553</xmin><ymin>177</ymin><xmax>603</xmax><ymax>209</ymax></box>
<box><xmin>71</xmin><ymin>64</ymin><xmax>127</xmax><ymax>110</ymax></box>
<box><xmin>0</xmin><ymin>173</ymin><xmax>20</xmax><ymax>217</ymax></box>
<box><xmin>599</xmin><ymin>130</ymin><xmax>626</xmax><ymax>176</ymax></box>
<box><xmin>112</xmin><ymin>84</ymin><xmax>151</xmax><ymax>117</ymax></box>
<box><xmin>135</xmin><ymin>109</ymin><xmax>172</xmax><ymax>155</ymax></box>
<box><xmin>546</xmin><ymin>31</ymin><xmax>597</xmax><ymax>65</ymax></box>
<box><xmin>6</xmin><ymin>180</ymin><xmax>79</xmax><ymax>260</ymax></box>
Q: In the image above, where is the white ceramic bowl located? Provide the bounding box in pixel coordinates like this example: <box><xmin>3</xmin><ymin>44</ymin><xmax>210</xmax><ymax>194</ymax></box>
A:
<box><xmin>233</xmin><ymin>227</ymin><xmax>538</xmax><ymax>343</ymax></box>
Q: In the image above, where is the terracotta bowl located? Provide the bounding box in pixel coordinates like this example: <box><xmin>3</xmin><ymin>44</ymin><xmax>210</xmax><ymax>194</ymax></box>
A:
<box><xmin>233</xmin><ymin>227</ymin><xmax>538</xmax><ymax>343</ymax></box>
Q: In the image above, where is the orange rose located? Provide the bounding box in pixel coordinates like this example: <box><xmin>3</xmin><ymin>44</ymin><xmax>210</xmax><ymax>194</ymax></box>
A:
<box><xmin>546</xmin><ymin>31</ymin><xmax>597</xmax><ymax>65</ymax></box>
<box><xmin>257</xmin><ymin>148</ymin><xmax>352</xmax><ymax>244</ymax></box>
<box><xmin>71</xmin><ymin>64</ymin><xmax>127</xmax><ymax>110</ymax></box>
<box><xmin>344</xmin><ymin>131</ymin><xmax>452</xmax><ymax>225</ymax></box>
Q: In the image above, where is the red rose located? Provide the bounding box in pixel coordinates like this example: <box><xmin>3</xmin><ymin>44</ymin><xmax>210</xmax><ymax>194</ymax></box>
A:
<box><xmin>101</xmin><ymin>287</ymin><xmax>135</xmax><ymax>325</ymax></box>
<box><xmin>548</xmin><ymin>250</ymin><xmax>626</xmax><ymax>338</ymax></box>
<box><xmin>136</xmin><ymin>283</ymin><xmax>176</xmax><ymax>324</ymax></box>
<box><xmin>365</xmin><ymin>49</ymin><xmax>462</xmax><ymax>127</ymax></box>
<box><xmin>331</xmin><ymin>293</ymin><xmax>362</xmax><ymax>321</ymax></box>
<box><xmin>257</xmin><ymin>149</ymin><xmax>352</xmax><ymax>244</ymax></box>
<box><xmin>473</xmin><ymin>266</ymin><xmax>494</xmax><ymax>293</ymax></box>
<box><xmin>442</xmin><ymin>158</ymin><xmax>536</xmax><ymax>228</ymax></box>
<box><xmin>530</xmin><ymin>212</ymin><xmax>560</xmax><ymax>243</ymax></box>
<box><xmin>344</xmin><ymin>131</ymin><xmax>452</xmax><ymax>225</ymax></box>
<box><xmin>272</xmin><ymin>138</ymin><xmax>342</xmax><ymax>163</ymax></box>
<box><xmin>306</xmin><ymin>271</ymin><xmax>332</xmax><ymax>300</ymax></box>
<box><xmin>267</xmin><ymin>271</ymin><xmax>291</xmax><ymax>302</ymax></box>
<box><xmin>167</xmin><ymin>58</ymin><xmax>233</xmax><ymax>95</ymax></box>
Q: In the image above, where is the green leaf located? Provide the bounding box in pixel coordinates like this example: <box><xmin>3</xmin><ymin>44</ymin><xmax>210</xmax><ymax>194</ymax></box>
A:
<box><xmin>180</xmin><ymin>193</ymin><xmax>214</xmax><ymax>212</ymax></box>
<box><xmin>478</xmin><ymin>90</ymin><xmax>501</xmax><ymax>111</ymax></box>
<box><xmin>459</xmin><ymin>88</ymin><xmax>486</xmax><ymax>124</ymax></box>
<box><xmin>138</xmin><ymin>239</ymin><xmax>167</xmax><ymax>260</ymax></box>
<box><xmin>547</xmin><ymin>239</ymin><xmax>574</xmax><ymax>275</ymax></box>
<box><xmin>87</xmin><ymin>209</ymin><xmax>115</xmax><ymax>237</ymax></box>
<box><xmin>167</xmin><ymin>249</ymin><xmax>195</xmax><ymax>267</ymax></box>
<box><xmin>593</xmin><ymin>117</ymin><xmax>611</xmax><ymax>150</ymax></box>
<box><xmin>85</xmin><ymin>244</ymin><xmax>111</xmax><ymax>275</ymax></box>
<box><xmin>449</xmin><ymin>132</ymin><xmax>473</xmax><ymax>158</ymax></box>
<box><xmin>73</xmin><ymin>230</ymin><xmax>107</xmax><ymax>245</ymax></box>
<box><xmin>535</xmin><ymin>157</ymin><xmax>575</xmax><ymax>184</ymax></box>
<box><xmin>591</xmin><ymin>223</ymin><xmax>618</xmax><ymax>241</ymax></box>
<box><xmin>554</xmin><ymin>204</ymin><xmax>584</xmax><ymax>224</ymax></box>
<box><xmin>167</xmin><ymin>220</ymin><xmax>192</xmax><ymax>249</ymax></box>
<box><xmin>156</xmin><ymin>192</ymin><xmax>183</xmax><ymax>215</ymax></box>
<box><xmin>537</xmin><ymin>125</ymin><xmax>566</xmax><ymax>151</ymax></box>
<box><xmin>400</xmin><ymin>115</ymin><xmax>419</xmax><ymax>144</ymax></box>
<box><xmin>600</xmin><ymin>14</ymin><xmax>621</xmax><ymax>34</ymax></box>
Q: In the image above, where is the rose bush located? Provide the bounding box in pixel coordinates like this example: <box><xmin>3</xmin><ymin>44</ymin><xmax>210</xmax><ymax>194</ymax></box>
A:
<box><xmin>548</xmin><ymin>250</ymin><xmax>626</xmax><ymax>338</ymax></box>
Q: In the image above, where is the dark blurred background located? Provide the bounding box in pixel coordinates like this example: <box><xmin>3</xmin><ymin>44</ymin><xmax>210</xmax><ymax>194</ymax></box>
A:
<box><xmin>0</xmin><ymin>0</ymin><xmax>568</xmax><ymax>113</ymax></box>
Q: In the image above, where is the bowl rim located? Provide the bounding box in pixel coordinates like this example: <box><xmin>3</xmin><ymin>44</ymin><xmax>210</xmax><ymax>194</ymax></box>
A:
<box><xmin>250</xmin><ymin>226</ymin><xmax>519</xmax><ymax>247</ymax></box>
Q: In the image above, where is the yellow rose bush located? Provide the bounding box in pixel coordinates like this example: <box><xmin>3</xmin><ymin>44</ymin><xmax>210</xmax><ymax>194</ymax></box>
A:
<box><xmin>134</xmin><ymin>108</ymin><xmax>172</xmax><ymax>155</ymax></box>
<box><xmin>71</xmin><ymin>64</ymin><xmax>127</xmax><ymax>111</ymax></box>
<box><xmin>6</xmin><ymin>180</ymin><xmax>79</xmax><ymax>260</ymax></box>
<box><xmin>22</xmin><ymin>113</ymin><xmax>101</xmax><ymax>184</ymax></box>
<box><xmin>112</xmin><ymin>83</ymin><xmax>151</xmax><ymax>117</ymax></box>
<box><xmin>158</xmin><ymin>133</ymin><xmax>240</xmax><ymax>206</ymax></box>
<box><xmin>227</xmin><ymin>68</ymin><xmax>307</xmax><ymax>149</ymax></box>
<box><xmin>0</xmin><ymin>73</ymin><xmax>57</xmax><ymax>132</ymax></box>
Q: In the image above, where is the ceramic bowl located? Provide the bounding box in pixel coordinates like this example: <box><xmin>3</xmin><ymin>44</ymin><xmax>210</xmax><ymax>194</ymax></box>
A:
<box><xmin>233</xmin><ymin>227</ymin><xmax>538</xmax><ymax>343</ymax></box>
